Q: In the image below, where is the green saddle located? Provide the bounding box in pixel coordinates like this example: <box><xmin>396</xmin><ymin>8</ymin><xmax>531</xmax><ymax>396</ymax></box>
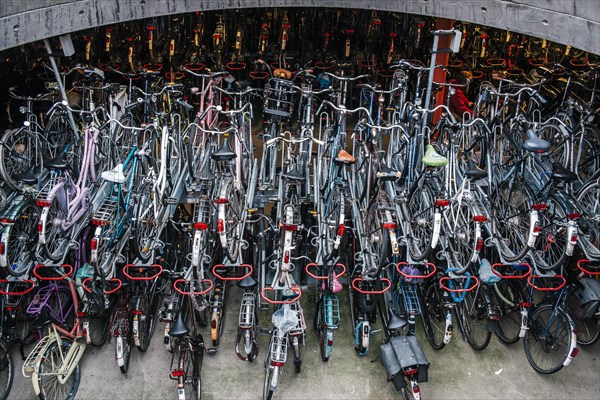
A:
<box><xmin>422</xmin><ymin>144</ymin><xmax>448</xmax><ymax>167</ymax></box>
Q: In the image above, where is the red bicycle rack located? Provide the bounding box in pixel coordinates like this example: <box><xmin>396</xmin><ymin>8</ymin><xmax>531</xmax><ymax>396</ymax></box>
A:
<box><xmin>577</xmin><ymin>259</ymin><xmax>600</xmax><ymax>276</ymax></box>
<box><xmin>211</xmin><ymin>264</ymin><xmax>253</xmax><ymax>281</ymax></box>
<box><xmin>351</xmin><ymin>277</ymin><xmax>392</xmax><ymax>294</ymax></box>
<box><xmin>491</xmin><ymin>263</ymin><xmax>532</xmax><ymax>279</ymax></box>
<box><xmin>396</xmin><ymin>262</ymin><xmax>437</xmax><ymax>280</ymax></box>
<box><xmin>226</xmin><ymin>62</ymin><xmax>247</xmax><ymax>71</ymax></box>
<box><xmin>305</xmin><ymin>263</ymin><xmax>346</xmax><ymax>280</ymax></box>
<box><xmin>0</xmin><ymin>279</ymin><xmax>35</xmax><ymax>295</ymax></box>
<box><xmin>260</xmin><ymin>286</ymin><xmax>302</xmax><ymax>304</ymax></box>
<box><xmin>184</xmin><ymin>63</ymin><xmax>205</xmax><ymax>71</ymax></box>
<box><xmin>82</xmin><ymin>278</ymin><xmax>122</xmax><ymax>294</ymax></box>
<box><xmin>173</xmin><ymin>279</ymin><xmax>214</xmax><ymax>295</ymax></box>
<box><xmin>249</xmin><ymin>71</ymin><xmax>269</xmax><ymax>80</ymax></box>
<box><xmin>123</xmin><ymin>264</ymin><xmax>163</xmax><ymax>281</ymax></box>
<box><xmin>527</xmin><ymin>275</ymin><xmax>566</xmax><ymax>291</ymax></box>
<box><xmin>33</xmin><ymin>264</ymin><xmax>73</xmax><ymax>281</ymax></box>
<box><xmin>165</xmin><ymin>71</ymin><xmax>184</xmax><ymax>82</ymax></box>
<box><xmin>439</xmin><ymin>275</ymin><xmax>479</xmax><ymax>292</ymax></box>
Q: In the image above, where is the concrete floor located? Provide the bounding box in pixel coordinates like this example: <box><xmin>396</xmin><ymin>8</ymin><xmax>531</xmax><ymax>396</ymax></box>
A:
<box><xmin>6</xmin><ymin>284</ymin><xmax>600</xmax><ymax>400</ymax></box>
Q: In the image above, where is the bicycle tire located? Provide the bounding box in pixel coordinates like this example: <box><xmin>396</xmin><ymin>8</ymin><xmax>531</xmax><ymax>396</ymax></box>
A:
<box><xmin>493</xmin><ymin>179</ymin><xmax>532</xmax><ymax>262</ymax></box>
<box><xmin>183</xmin><ymin>341</ymin><xmax>202</xmax><ymax>400</ymax></box>
<box><xmin>461</xmin><ymin>288</ymin><xmax>492</xmax><ymax>351</ymax></box>
<box><xmin>523</xmin><ymin>304</ymin><xmax>574</xmax><ymax>374</ymax></box>
<box><xmin>35</xmin><ymin>339</ymin><xmax>81</xmax><ymax>400</ymax></box>
<box><xmin>532</xmin><ymin>195</ymin><xmax>569</xmax><ymax>272</ymax></box>
<box><xmin>131</xmin><ymin>174</ymin><xmax>156</xmax><ymax>263</ymax></box>
<box><xmin>407</xmin><ymin>179</ymin><xmax>436</xmax><ymax>262</ymax></box>
<box><xmin>87</xmin><ymin>310</ymin><xmax>113</xmax><ymax>346</ymax></box>
<box><xmin>0</xmin><ymin>128</ymin><xmax>45</xmax><ymax>192</ymax></box>
<box><xmin>447</xmin><ymin>201</ymin><xmax>476</xmax><ymax>273</ymax></box>
<box><xmin>322</xmin><ymin>184</ymin><xmax>345</xmax><ymax>261</ymax></box>
<box><xmin>422</xmin><ymin>283</ymin><xmax>446</xmax><ymax>350</ymax></box>
<box><xmin>4</xmin><ymin>202</ymin><xmax>40</xmax><ymax>277</ymax></box>
<box><xmin>576</xmin><ymin>181</ymin><xmax>600</xmax><ymax>253</ymax></box>
<box><xmin>137</xmin><ymin>292</ymin><xmax>161</xmax><ymax>352</ymax></box>
<box><xmin>118</xmin><ymin>335</ymin><xmax>131</xmax><ymax>374</ymax></box>
<box><xmin>262</xmin><ymin>365</ymin><xmax>275</xmax><ymax>400</ymax></box>
<box><xmin>494</xmin><ymin>280</ymin><xmax>524</xmax><ymax>345</ymax></box>
<box><xmin>566</xmin><ymin>291</ymin><xmax>600</xmax><ymax>346</ymax></box>
<box><xmin>42</xmin><ymin>188</ymin><xmax>70</xmax><ymax>262</ymax></box>
<box><xmin>224</xmin><ymin>188</ymin><xmax>243</xmax><ymax>263</ymax></box>
<box><xmin>0</xmin><ymin>339</ymin><xmax>13</xmax><ymax>400</ymax></box>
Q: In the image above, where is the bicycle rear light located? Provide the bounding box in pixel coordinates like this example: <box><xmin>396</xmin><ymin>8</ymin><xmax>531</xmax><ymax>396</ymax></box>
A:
<box><xmin>0</xmin><ymin>243</ymin><xmax>5</xmax><ymax>255</ymax></box>
<box><xmin>217</xmin><ymin>219</ymin><xmax>224</xmax><ymax>233</ymax></box>
<box><xmin>476</xmin><ymin>238</ymin><xmax>484</xmax><ymax>252</ymax></box>
<box><xmin>214</xmin><ymin>198</ymin><xmax>228</xmax><ymax>204</ymax></box>
<box><xmin>0</xmin><ymin>218</ymin><xmax>14</xmax><ymax>224</ymax></box>
<box><xmin>194</xmin><ymin>222</ymin><xmax>209</xmax><ymax>230</ymax></box>
<box><xmin>90</xmin><ymin>238</ymin><xmax>98</xmax><ymax>250</ymax></box>
<box><xmin>567</xmin><ymin>213</ymin><xmax>581</xmax><ymax>220</ymax></box>
<box><xmin>435</xmin><ymin>199</ymin><xmax>449</xmax><ymax>207</ymax></box>
<box><xmin>270</xmin><ymin>361</ymin><xmax>285</xmax><ymax>367</ymax></box>
<box><xmin>533</xmin><ymin>203</ymin><xmax>547</xmax><ymax>211</ymax></box>
<box><xmin>37</xmin><ymin>224</ymin><xmax>43</xmax><ymax>232</ymax></box>
<box><xmin>382</xmin><ymin>222</ymin><xmax>397</xmax><ymax>230</ymax></box>
<box><xmin>35</xmin><ymin>200</ymin><xmax>51</xmax><ymax>207</ymax></box>
<box><xmin>570</xmin><ymin>348</ymin><xmax>580</xmax><ymax>358</ymax></box>
<box><xmin>337</xmin><ymin>224</ymin><xmax>345</xmax><ymax>236</ymax></box>
<box><xmin>170</xmin><ymin>369</ymin><xmax>185</xmax><ymax>378</ymax></box>
<box><xmin>473</xmin><ymin>215</ymin><xmax>487</xmax><ymax>222</ymax></box>
<box><xmin>282</xmin><ymin>224</ymin><xmax>300</xmax><ymax>232</ymax></box>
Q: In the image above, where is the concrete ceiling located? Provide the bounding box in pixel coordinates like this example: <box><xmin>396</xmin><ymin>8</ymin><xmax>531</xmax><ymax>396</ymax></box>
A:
<box><xmin>1</xmin><ymin>0</ymin><xmax>599</xmax><ymax>55</ymax></box>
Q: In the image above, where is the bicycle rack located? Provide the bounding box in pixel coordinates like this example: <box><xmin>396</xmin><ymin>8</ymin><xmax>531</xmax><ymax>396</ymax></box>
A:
<box><xmin>490</xmin><ymin>263</ymin><xmax>532</xmax><ymax>279</ymax></box>
<box><xmin>211</xmin><ymin>264</ymin><xmax>253</xmax><ymax>281</ymax></box>
<box><xmin>123</xmin><ymin>263</ymin><xmax>163</xmax><ymax>281</ymax></box>
<box><xmin>22</xmin><ymin>329</ymin><xmax>57</xmax><ymax>377</ymax></box>
<box><xmin>269</xmin><ymin>332</ymin><xmax>288</xmax><ymax>364</ymax></box>
<box><xmin>323</xmin><ymin>294</ymin><xmax>341</xmax><ymax>329</ymax></box>
<box><xmin>91</xmin><ymin>196</ymin><xmax>118</xmax><ymax>225</ymax></box>
<box><xmin>34</xmin><ymin>175</ymin><xmax>58</xmax><ymax>206</ymax></box>
<box><xmin>239</xmin><ymin>292</ymin><xmax>256</xmax><ymax>329</ymax></box>
<box><xmin>173</xmin><ymin>278</ymin><xmax>214</xmax><ymax>295</ymax></box>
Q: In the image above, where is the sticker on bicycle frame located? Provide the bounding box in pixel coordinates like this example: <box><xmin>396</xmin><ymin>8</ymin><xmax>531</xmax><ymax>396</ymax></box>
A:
<box><xmin>123</xmin><ymin>264</ymin><xmax>163</xmax><ymax>281</ymax></box>
<box><xmin>577</xmin><ymin>259</ymin><xmax>600</xmax><ymax>275</ymax></box>
<box><xmin>211</xmin><ymin>264</ymin><xmax>253</xmax><ymax>281</ymax></box>
<box><xmin>526</xmin><ymin>275</ymin><xmax>566</xmax><ymax>291</ymax></box>
<box><xmin>439</xmin><ymin>276</ymin><xmax>480</xmax><ymax>292</ymax></box>
<box><xmin>351</xmin><ymin>277</ymin><xmax>392</xmax><ymax>294</ymax></box>
<box><xmin>82</xmin><ymin>278</ymin><xmax>122</xmax><ymax>294</ymax></box>
<box><xmin>173</xmin><ymin>278</ymin><xmax>214</xmax><ymax>295</ymax></box>
<box><xmin>491</xmin><ymin>263</ymin><xmax>532</xmax><ymax>279</ymax></box>
<box><xmin>260</xmin><ymin>286</ymin><xmax>302</xmax><ymax>304</ymax></box>
<box><xmin>0</xmin><ymin>279</ymin><xmax>35</xmax><ymax>295</ymax></box>
<box><xmin>396</xmin><ymin>262</ymin><xmax>437</xmax><ymax>279</ymax></box>
<box><xmin>33</xmin><ymin>264</ymin><xmax>74</xmax><ymax>280</ymax></box>
<box><xmin>305</xmin><ymin>263</ymin><xmax>346</xmax><ymax>280</ymax></box>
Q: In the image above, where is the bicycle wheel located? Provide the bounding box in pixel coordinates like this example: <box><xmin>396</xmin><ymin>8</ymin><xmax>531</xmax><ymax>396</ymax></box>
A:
<box><xmin>43</xmin><ymin>188</ymin><xmax>71</xmax><ymax>262</ymax></box>
<box><xmin>35</xmin><ymin>339</ymin><xmax>81</xmax><ymax>400</ymax></box>
<box><xmin>223</xmin><ymin>188</ymin><xmax>243</xmax><ymax>263</ymax></box>
<box><xmin>4</xmin><ymin>203</ymin><xmax>40</xmax><ymax>277</ymax></box>
<box><xmin>0</xmin><ymin>129</ymin><xmax>45</xmax><ymax>191</ymax></box>
<box><xmin>322</xmin><ymin>184</ymin><xmax>345</xmax><ymax>260</ymax></box>
<box><xmin>138</xmin><ymin>292</ymin><xmax>161</xmax><ymax>352</ymax></box>
<box><xmin>566</xmin><ymin>290</ymin><xmax>600</xmax><ymax>346</ymax></box>
<box><xmin>460</xmin><ymin>288</ymin><xmax>492</xmax><ymax>351</ymax></box>
<box><xmin>493</xmin><ymin>179</ymin><xmax>532</xmax><ymax>262</ymax></box>
<box><xmin>407</xmin><ymin>180</ymin><xmax>435</xmax><ymax>262</ymax></box>
<box><xmin>0</xmin><ymin>339</ymin><xmax>13</xmax><ymax>400</ymax></box>
<box><xmin>262</xmin><ymin>364</ymin><xmax>275</xmax><ymax>400</ymax></box>
<box><xmin>131</xmin><ymin>177</ymin><xmax>156</xmax><ymax>262</ymax></box>
<box><xmin>87</xmin><ymin>309</ymin><xmax>113</xmax><ymax>346</ymax></box>
<box><xmin>447</xmin><ymin>201</ymin><xmax>476</xmax><ymax>273</ymax></box>
<box><xmin>118</xmin><ymin>335</ymin><xmax>131</xmax><ymax>374</ymax></box>
<box><xmin>494</xmin><ymin>280</ymin><xmax>524</xmax><ymax>345</ymax></box>
<box><xmin>523</xmin><ymin>304</ymin><xmax>574</xmax><ymax>374</ymax></box>
<box><xmin>184</xmin><ymin>336</ymin><xmax>203</xmax><ymax>400</ymax></box>
<box><xmin>532</xmin><ymin>196</ymin><xmax>569</xmax><ymax>271</ymax></box>
<box><xmin>577</xmin><ymin>181</ymin><xmax>600</xmax><ymax>252</ymax></box>
<box><xmin>422</xmin><ymin>283</ymin><xmax>446</xmax><ymax>350</ymax></box>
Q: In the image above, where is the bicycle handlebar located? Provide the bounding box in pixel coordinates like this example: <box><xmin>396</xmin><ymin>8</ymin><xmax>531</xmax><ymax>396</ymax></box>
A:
<box><xmin>265</xmin><ymin>130</ymin><xmax>324</xmax><ymax>146</ymax></box>
<box><xmin>390</xmin><ymin>59</ymin><xmax>430</xmax><ymax>71</ymax></box>
<box><xmin>290</xmin><ymin>85</ymin><xmax>332</xmax><ymax>96</ymax></box>
<box><xmin>133</xmin><ymin>84</ymin><xmax>183</xmax><ymax>98</ymax></box>
<box><xmin>182</xmin><ymin>66</ymin><xmax>228</xmax><ymax>79</ymax></box>
<box><xmin>214</xmin><ymin>85</ymin><xmax>262</xmax><ymax>97</ymax></box>
<box><xmin>320</xmin><ymin>72</ymin><xmax>370</xmax><ymax>82</ymax></box>
<box><xmin>356</xmin><ymin>83</ymin><xmax>402</xmax><ymax>95</ymax></box>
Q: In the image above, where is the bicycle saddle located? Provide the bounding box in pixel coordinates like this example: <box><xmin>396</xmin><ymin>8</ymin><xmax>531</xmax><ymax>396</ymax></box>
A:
<box><xmin>168</xmin><ymin>311</ymin><xmax>190</xmax><ymax>337</ymax></box>
<box><xmin>101</xmin><ymin>163</ymin><xmax>126</xmax><ymax>184</ymax></box>
<box><xmin>194</xmin><ymin>159</ymin><xmax>215</xmax><ymax>181</ymax></box>
<box><xmin>464</xmin><ymin>160</ymin><xmax>487</xmax><ymax>181</ymax></box>
<box><xmin>14</xmin><ymin>165</ymin><xmax>39</xmax><ymax>185</ymax></box>
<box><xmin>211</xmin><ymin>136</ymin><xmax>237</xmax><ymax>161</ymax></box>
<box><xmin>45</xmin><ymin>153</ymin><xmax>69</xmax><ymax>170</ymax></box>
<box><xmin>551</xmin><ymin>162</ymin><xmax>577</xmax><ymax>182</ymax></box>
<box><xmin>238</xmin><ymin>274</ymin><xmax>258</xmax><ymax>289</ymax></box>
<box><xmin>377</xmin><ymin>165</ymin><xmax>401</xmax><ymax>182</ymax></box>
<box><xmin>273</xmin><ymin>68</ymin><xmax>292</xmax><ymax>80</ymax></box>
<box><xmin>521</xmin><ymin>129</ymin><xmax>551</xmax><ymax>153</ymax></box>
<box><xmin>334</xmin><ymin>149</ymin><xmax>356</xmax><ymax>165</ymax></box>
<box><xmin>422</xmin><ymin>144</ymin><xmax>448</xmax><ymax>167</ymax></box>
<box><xmin>283</xmin><ymin>164</ymin><xmax>306</xmax><ymax>182</ymax></box>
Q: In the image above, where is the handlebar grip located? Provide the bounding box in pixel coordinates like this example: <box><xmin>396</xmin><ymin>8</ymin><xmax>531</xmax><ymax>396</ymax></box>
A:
<box><xmin>177</xmin><ymin>98</ymin><xmax>195</xmax><ymax>112</ymax></box>
<box><xmin>125</xmin><ymin>99</ymin><xmax>143</xmax><ymax>112</ymax></box>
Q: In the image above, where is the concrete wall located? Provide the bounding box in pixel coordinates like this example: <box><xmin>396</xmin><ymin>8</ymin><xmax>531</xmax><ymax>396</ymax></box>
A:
<box><xmin>1</xmin><ymin>0</ymin><xmax>599</xmax><ymax>54</ymax></box>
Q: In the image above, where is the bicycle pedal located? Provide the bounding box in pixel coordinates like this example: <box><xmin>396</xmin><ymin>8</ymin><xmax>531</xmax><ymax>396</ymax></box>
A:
<box><xmin>165</xmin><ymin>197</ymin><xmax>179</xmax><ymax>205</ymax></box>
<box><xmin>206</xmin><ymin>347</ymin><xmax>218</xmax><ymax>355</ymax></box>
<box><xmin>371</xmin><ymin>328</ymin><xmax>382</xmax><ymax>335</ymax></box>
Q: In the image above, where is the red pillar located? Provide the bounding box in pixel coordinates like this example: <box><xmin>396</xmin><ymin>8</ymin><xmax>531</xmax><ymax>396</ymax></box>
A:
<box><xmin>432</xmin><ymin>18</ymin><xmax>454</xmax><ymax>125</ymax></box>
